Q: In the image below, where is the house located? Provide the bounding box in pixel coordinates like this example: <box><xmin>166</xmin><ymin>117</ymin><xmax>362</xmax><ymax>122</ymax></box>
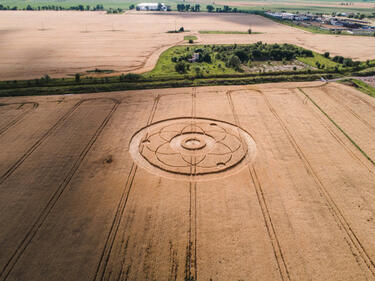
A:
<box><xmin>188</xmin><ymin>53</ymin><xmax>200</xmax><ymax>63</ymax></box>
<box><xmin>136</xmin><ymin>3</ymin><xmax>167</xmax><ymax>11</ymax></box>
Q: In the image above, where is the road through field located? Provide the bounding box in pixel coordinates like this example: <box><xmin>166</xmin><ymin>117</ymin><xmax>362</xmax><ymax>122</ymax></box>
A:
<box><xmin>0</xmin><ymin>82</ymin><xmax>374</xmax><ymax>280</ymax></box>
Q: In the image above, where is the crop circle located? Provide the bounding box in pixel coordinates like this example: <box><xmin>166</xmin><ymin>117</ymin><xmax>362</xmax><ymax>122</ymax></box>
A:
<box><xmin>129</xmin><ymin>117</ymin><xmax>256</xmax><ymax>181</ymax></box>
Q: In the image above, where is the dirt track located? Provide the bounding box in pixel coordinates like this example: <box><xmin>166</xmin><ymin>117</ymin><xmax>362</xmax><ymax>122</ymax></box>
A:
<box><xmin>0</xmin><ymin>82</ymin><xmax>375</xmax><ymax>280</ymax></box>
<box><xmin>1</xmin><ymin>11</ymin><xmax>375</xmax><ymax>80</ymax></box>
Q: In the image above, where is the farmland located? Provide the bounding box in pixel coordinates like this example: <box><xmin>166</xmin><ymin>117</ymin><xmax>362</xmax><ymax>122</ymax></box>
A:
<box><xmin>1</xmin><ymin>82</ymin><xmax>375</xmax><ymax>280</ymax></box>
<box><xmin>1</xmin><ymin>11</ymin><xmax>375</xmax><ymax>81</ymax></box>
<box><xmin>1</xmin><ymin>5</ymin><xmax>375</xmax><ymax>281</ymax></box>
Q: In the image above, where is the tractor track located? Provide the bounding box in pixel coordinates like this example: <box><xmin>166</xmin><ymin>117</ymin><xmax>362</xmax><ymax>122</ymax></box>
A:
<box><xmin>185</xmin><ymin>88</ymin><xmax>197</xmax><ymax>281</ymax></box>
<box><xmin>93</xmin><ymin>94</ymin><xmax>160</xmax><ymax>281</ymax></box>
<box><xmin>0</xmin><ymin>98</ymin><xmax>120</xmax><ymax>281</ymax></box>
<box><xmin>0</xmin><ymin>102</ymin><xmax>38</xmax><ymax>136</ymax></box>
<box><xmin>226</xmin><ymin>90</ymin><xmax>291</xmax><ymax>281</ymax></box>
<box><xmin>258</xmin><ymin>88</ymin><xmax>375</xmax><ymax>278</ymax></box>
<box><xmin>293</xmin><ymin>87</ymin><xmax>375</xmax><ymax>176</ymax></box>
<box><xmin>0</xmin><ymin>98</ymin><xmax>118</xmax><ymax>185</ymax></box>
<box><xmin>321</xmin><ymin>86</ymin><xmax>375</xmax><ymax>134</ymax></box>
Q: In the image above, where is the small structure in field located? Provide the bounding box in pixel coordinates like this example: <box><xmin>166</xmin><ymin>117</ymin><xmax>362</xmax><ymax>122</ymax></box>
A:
<box><xmin>188</xmin><ymin>53</ymin><xmax>200</xmax><ymax>63</ymax></box>
<box><xmin>136</xmin><ymin>3</ymin><xmax>167</xmax><ymax>11</ymax></box>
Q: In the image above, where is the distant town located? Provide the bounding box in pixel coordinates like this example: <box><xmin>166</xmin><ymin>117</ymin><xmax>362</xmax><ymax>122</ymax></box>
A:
<box><xmin>265</xmin><ymin>11</ymin><xmax>375</xmax><ymax>35</ymax></box>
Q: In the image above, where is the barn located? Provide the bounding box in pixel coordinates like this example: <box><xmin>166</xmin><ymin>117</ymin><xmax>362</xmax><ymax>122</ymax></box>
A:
<box><xmin>136</xmin><ymin>3</ymin><xmax>167</xmax><ymax>11</ymax></box>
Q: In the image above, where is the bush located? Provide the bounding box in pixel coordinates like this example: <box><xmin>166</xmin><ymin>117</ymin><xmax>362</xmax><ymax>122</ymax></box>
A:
<box><xmin>189</xmin><ymin>39</ymin><xmax>194</xmax><ymax>44</ymax></box>
<box><xmin>324</xmin><ymin>52</ymin><xmax>330</xmax><ymax>58</ymax></box>
<box><xmin>175</xmin><ymin>61</ymin><xmax>187</xmax><ymax>74</ymax></box>
<box><xmin>228</xmin><ymin>55</ymin><xmax>241</xmax><ymax>70</ymax></box>
<box><xmin>124</xmin><ymin>73</ymin><xmax>141</xmax><ymax>81</ymax></box>
<box><xmin>333</xmin><ymin>56</ymin><xmax>344</xmax><ymax>64</ymax></box>
<box><xmin>202</xmin><ymin>53</ymin><xmax>212</xmax><ymax>63</ymax></box>
<box><xmin>75</xmin><ymin>73</ymin><xmax>81</xmax><ymax>82</ymax></box>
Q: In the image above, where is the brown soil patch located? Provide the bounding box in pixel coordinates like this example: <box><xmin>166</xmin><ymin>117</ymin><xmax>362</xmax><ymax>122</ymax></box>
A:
<box><xmin>1</xmin><ymin>11</ymin><xmax>375</xmax><ymax>80</ymax></box>
<box><xmin>0</xmin><ymin>81</ymin><xmax>375</xmax><ymax>280</ymax></box>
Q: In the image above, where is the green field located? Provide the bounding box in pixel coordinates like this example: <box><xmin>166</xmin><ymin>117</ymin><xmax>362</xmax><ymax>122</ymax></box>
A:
<box><xmin>144</xmin><ymin>45</ymin><xmax>238</xmax><ymax>78</ymax></box>
<box><xmin>144</xmin><ymin>43</ymin><xmax>340</xmax><ymax>79</ymax></box>
<box><xmin>297</xmin><ymin>52</ymin><xmax>339</xmax><ymax>68</ymax></box>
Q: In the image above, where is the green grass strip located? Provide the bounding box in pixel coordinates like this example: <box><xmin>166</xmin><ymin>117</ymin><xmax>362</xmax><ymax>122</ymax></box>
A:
<box><xmin>298</xmin><ymin>87</ymin><xmax>375</xmax><ymax>166</ymax></box>
<box><xmin>198</xmin><ymin>30</ymin><xmax>262</xmax><ymax>34</ymax></box>
<box><xmin>184</xmin><ymin>35</ymin><xmax>197</xmax><ymax>41</ymax></box>
<box><xmin>340</xmin><ymin>78</ymin><xmax>375</xmax><ymax>98</ymax></box>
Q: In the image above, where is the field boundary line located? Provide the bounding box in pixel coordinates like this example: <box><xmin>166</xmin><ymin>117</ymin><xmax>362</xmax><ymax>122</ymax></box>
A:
<box><xmin>261</xmin><ymin>88</ymin><xmax>375</xmax><ymax>277</ymax></box>
<box><xmin>0</xmin><ymin>102</ymin><xmax>38</xmax><ymax>136</ymax></box>
<box><xmin>0</xmin><ymin>98</ymin><xmax>120</xmax><ymax>281</ymax></box>
<box><xmin>226</xmin><ymin>90</ymin><xmax>291</xmax><ymax>281</ymax></box>
<box><xmin>298</xmin><ymin>87</ymin><xmax>375</xmax><ymax>167</ymax></box>
<box><xmin>94</xmin><ymin>94</ymin><xmax>160</xmax><ymax>281</ymax></box>
<box><xmin>321</xmin><ymin>86</ymin><xmax>375</xmax><ymax>133</ymax></box>
<box><xmin>293</xmin><ymin>87</ymin><xmax>375</xmax><ymax>176</ymax></box>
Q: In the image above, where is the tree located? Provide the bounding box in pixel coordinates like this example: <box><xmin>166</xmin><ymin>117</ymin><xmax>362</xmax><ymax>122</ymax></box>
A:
<box><xmin>206</xmin><ymin>5</ymin><xmax>214</xmax><ymax>12</ymax></box>
<box><xmin>235</xmin><ymin>50</ymin><xmax>249</xmax><ymax>62</ymax></box>
<box><xmin>175</xmin><ymin>62</ymin><xmax>186</xmax><ymax>74</ymax></box>
<box><xmin>177</xmin><ymin>4</ymin><xmax>185</xmax><ymax>11</ymax></box>
<box><xmin>189</xmin><ymin>39</ymin><xmax>194</xmax><ymax>44</ymax></box>
<box><xmin>129</xmin><ymin>4</ymin><xmax>135</xmax><ymax>9</ymax></box>
<box><xmin>324</xmin><ymin>52</ymin><xmax>330</xmax><ymax>58</ymax></box>
<box><xmin>228</xmin><ymin>55</ymin><xmax>241</xmax><ymax>70</ymax></box>
<box><xmin>202</xmin><ymin>53</ymin><xmax>212</xmax><ymax>63</ymax></box>
<box><xmin>248</xmin><ymin>28</ymin><xmax>252</xmax><ymax>34</ymax></box>
<box><xmin>75</xmin><ymin>73</ymin><xmax>81</xmax><ymax>82</ymax></box>
<box><xmin>194</xmin><ymin>67</ymin><xmax>202</xmax><ymax>77</ymax></box>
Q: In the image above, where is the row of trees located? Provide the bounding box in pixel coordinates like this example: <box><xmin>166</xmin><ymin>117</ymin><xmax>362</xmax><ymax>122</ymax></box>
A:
<box><xmin>332</xmin><ymin>56</ymin><xmax>360</xmax><ymax>67</ymax></box>
<box><xmin>176</xmin><ymin>4</ymin><xmax>200</xmax><ymax>12</ymax></box>
<box><xmin>0</xmin><ymin>4</ymin><xmax>105</xmax><ymax>11</ymax></box>
<box><xmin>206</xmin><ymin>5</ymin><xmax>239</xmax><ymax>13</ymax></box>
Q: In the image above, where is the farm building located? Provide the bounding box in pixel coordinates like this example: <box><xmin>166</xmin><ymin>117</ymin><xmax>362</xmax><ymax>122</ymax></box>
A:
<box><xmin>136</xmin><ymin>3</ymin><xmax>167</xmax><ymax>11</ymax></box>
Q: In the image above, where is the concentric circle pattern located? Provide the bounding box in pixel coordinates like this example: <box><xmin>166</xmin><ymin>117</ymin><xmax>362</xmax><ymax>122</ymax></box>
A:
<box><xmin>129</xmin><ymin>117</ymin><xmax>257</xmax><ymax>181</ymax></box>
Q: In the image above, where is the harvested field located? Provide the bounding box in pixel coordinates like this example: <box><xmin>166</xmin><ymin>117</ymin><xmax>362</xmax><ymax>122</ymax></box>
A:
<box><xmin>0</xmin><ymin>81</ymin><xmax>375</xmax><ymax>280</ymax></box>
<box><xmin>1</xmin><ymin>11</ymin><xmax>375</xmax><ymax>80</ymax></box>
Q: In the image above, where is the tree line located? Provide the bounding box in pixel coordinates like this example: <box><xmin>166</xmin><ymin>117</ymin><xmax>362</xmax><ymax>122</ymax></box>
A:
<box><xmin>0</xmin><ymin>4</ymin><xmax>105</xmax><ymax>11</ymax></box>
<box><xmin>176</xmin><ymin>4</ymin><xmax>200</xmax><ymax>12</ymax></box>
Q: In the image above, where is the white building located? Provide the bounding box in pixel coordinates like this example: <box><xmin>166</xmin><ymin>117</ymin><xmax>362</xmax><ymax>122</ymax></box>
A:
<box><xmin>188</xmin><ymin>53</ymin><xmax>200</xmax><ymax>63</ymax></box>
<box><xmin>136</xmin><ymin>3</ymin><xmax>167</xmax><ymax>11</ymax></box>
